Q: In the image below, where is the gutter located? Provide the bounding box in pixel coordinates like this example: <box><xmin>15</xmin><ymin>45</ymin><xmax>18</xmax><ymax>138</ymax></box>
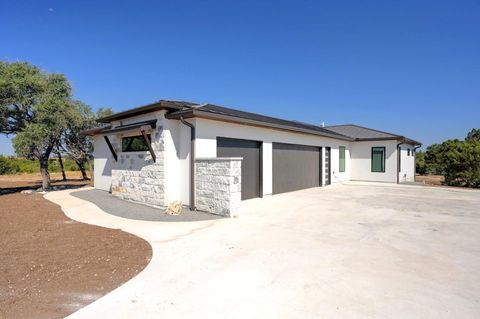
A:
<box><xmin>413</xmin><ymin>145</ymin><xmax>422</xmax><ymax>182</ymax></box>
<box><xmin>179</xmin><ymin>116</ymin><xmax>196</xmax><ymax>210</ymax></box>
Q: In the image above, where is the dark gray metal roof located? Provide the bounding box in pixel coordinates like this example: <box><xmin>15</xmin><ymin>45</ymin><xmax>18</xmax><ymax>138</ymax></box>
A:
<box><xmin>166</xmin><ymin>103</ymin><xmax>353</xmax><ymax>141</ymax></box>
<box><xmin>199</xmin><ymin>104</ymin><xmax>349</xmax><ymax>138</ymax></box>
<box><xmin>97</xmin><ymin>100</ymin><xmax>197</xmax><ymax>123</ymax></box>
<box><xmin>325</xmin><ymin>124</ymin><xmax>421</xmax><ymax>145</ymax></box>
<box><xmin>93</xmin><ymin>99</ymin><xmax>420</xmax><ymax>144</ymax></box>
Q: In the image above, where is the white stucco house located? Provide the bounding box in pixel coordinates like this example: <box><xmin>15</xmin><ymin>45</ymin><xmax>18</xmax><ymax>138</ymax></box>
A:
<box><xmin>84</xmin><ymin>100</ymin><xmax>421</xmax><ymax>216</ymax></box>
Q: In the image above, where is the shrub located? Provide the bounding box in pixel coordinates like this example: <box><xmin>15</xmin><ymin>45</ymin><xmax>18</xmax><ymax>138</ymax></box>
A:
<box><xmin>0</xmin><ymin>156</ymin><xmax>81</xmax><ymax>175</ymax></box>
<box><xmin>421</xmin><ymin>129</ymin><xmax>480</xmax><ymax>188</ymax></box>
<box><xmin>0</xmin><ymin>156</ymin><xmax>21</xmax><ymax>174</ymax></box>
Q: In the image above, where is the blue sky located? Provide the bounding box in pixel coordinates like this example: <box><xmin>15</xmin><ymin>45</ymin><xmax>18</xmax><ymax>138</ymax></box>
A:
<box><xmin>1</xmin><ymin>0</ymin><xmax>479</xmax><ymax>154</ymax></box>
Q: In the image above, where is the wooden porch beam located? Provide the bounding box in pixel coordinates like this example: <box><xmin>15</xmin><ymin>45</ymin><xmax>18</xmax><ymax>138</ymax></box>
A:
<box><xmin>103</xmin><ymin>136</ymin><xmax>118</xmax><ymax>162</ymax></box>
<box><xmin>141</xmin><ymin>130</ymin><xmax>156</xmax><ymax>162</ymax></box>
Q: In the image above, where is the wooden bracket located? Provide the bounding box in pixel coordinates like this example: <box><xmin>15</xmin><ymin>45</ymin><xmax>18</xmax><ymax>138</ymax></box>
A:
<box><xmin>104</xmin><ymin>136</ymin><xmax>118</xmax><ymax>162</ymax></box>
<box><xmin>141</xmin><ymin>130</ymin><xmax>156</xmax><ymax>162</ymax></box>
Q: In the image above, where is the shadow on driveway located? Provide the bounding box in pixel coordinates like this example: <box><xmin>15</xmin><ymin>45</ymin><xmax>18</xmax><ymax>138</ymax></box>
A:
<box><xmin>71</xmin><ymin>189</ymin><xmax>222</xmax><ymax>222</ymax></box>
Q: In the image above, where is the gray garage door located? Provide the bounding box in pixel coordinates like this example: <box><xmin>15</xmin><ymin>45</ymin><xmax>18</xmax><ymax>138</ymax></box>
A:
<box><xmin>272</xmin><ymin>143</ymin><xmax>321</xmax><ymax>194</ymax></box>
<box><xmin>217</xmin><ymin>137</ymin><xmax>261</xmax><ymax>200</ymax></box>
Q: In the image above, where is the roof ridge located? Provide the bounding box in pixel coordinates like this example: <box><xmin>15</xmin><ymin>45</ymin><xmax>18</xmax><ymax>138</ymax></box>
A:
<box><xmin>326</xmin><ymin>123</ymin><xmax>400</xmax><ymax>137</ymax></box>
<box><xmin>345</xmin><ymin>124</ymin><xmax>401</xmax><ymax>138</ymax></box>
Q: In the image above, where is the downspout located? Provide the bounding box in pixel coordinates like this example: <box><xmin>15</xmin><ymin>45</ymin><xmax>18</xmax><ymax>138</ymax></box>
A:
<box><xmin>413</xmin><ymin>145</ymin><xmax>422</xmax><ymax>182</ymax></box>
<box><xmin>396</xmin><ymin>140</ymin><xmax>404</xmax><ymax>184</ymax></box>
<box><xmin>180</xmin><ymin>117</ymin><xmax>196</xmax><ymax>210</ymax></box>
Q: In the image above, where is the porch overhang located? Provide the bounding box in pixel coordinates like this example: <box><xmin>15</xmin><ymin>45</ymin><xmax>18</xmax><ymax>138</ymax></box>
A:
<box><xmin>99</xmin><ymin>119</ymin><xmax>157</xmax><ymax>135</ymax></box>
<box><xmin>82</xmin><ymin>119</ymin><xmax>158</xmax><ymax>163</ymax></box>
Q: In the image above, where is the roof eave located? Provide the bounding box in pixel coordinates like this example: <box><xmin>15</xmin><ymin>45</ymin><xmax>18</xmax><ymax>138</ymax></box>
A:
<box><xmin>97</xmin><ymin>100</ymin><xmax>195</xmax><ymax>123</ymax></box>
<box><xmin>80</xmin><ymin>126</ymin><xmax>111</xmax><ymax>136</ymax></box>
<box><xmin>355</xmin><ymin>136</ymin><xmax>421</xmax><ymax>146</ymax></box>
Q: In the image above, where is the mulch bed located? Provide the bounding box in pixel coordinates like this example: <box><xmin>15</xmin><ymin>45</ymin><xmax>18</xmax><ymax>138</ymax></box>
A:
<box><xmin>0</xmin><ymin>192</ymin><xmax>152</xmax><ymax>319</ymax></box>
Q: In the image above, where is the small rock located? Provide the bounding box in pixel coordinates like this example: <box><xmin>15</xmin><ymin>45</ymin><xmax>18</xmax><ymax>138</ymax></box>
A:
<box><xmin>21</xmin><ymin>190</ymin><xmax>34</xmax><ymax>195</ymax></box>
<box><xmin>165</xmin><ymin>201</ymin><xmax>183</xmax><ymax>215</ymax></box>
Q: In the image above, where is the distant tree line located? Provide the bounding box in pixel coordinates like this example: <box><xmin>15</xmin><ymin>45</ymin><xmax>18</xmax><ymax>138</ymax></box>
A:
<box><xmin>0</xmin><ymin>61</ymin><xmax>113</xmax><ymax>189</ymax></box>
<box><xmin>416</xmin><ymin>128</ymin><xmax>480</xmax><ymax>188</ymax></box>
<box><xmin>0</xmin><ymin>156</ymin><xmax>82</xmax><ymax>175</ymax></box>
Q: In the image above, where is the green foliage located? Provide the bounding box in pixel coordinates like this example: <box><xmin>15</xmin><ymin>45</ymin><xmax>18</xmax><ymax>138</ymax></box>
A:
<box><xmin>419</xmin><ymin>128</ymin><xmax>480</xmax><ymax>188</ymax></box>
<box><xmin>96</xmin><ymin>106</ymin><xmax>114</xmax><ymax>119</ymax></box>
<box><xmin>424</xmin><ymin>144</ymin><xmax>446</xmax><ymax>175</ymax></box>
<box><xmin>466</xmin><ymin>128</ymin><xmax>480</xmax><ymax>143</ymax></box>
<box><xmin>0</xmin><ymin>155</ymin><xmax>80</xmax><ymax>175</ymax></box>
<box><xmin>0</xmin><ymin>156</ymin><xmax>21</xmax><ymax>174</ymax></box>
<box><xmin>0</xmin><ymin>61</ymin><xmax>77</xmax><ymax>189</ymax></box>
<box><xmin>415</xmin><ymin>151</ymin><xmax>426</xmax><ymax>175</ymax></box>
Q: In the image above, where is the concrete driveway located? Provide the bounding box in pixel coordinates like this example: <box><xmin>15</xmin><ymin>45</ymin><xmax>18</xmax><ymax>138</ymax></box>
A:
<box><xmin>45</xmin><ymin>182</ymin><xmax>480</xmax><ymax>319</ymax></box>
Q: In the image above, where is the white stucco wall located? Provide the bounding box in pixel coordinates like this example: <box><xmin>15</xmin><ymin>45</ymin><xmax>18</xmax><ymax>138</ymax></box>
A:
<box><xmin>350</xmin><ymin>140</ymin><xmax>399</xmax><ymax>183</ymax></box>
<box><xmin>162</xmin><ymin>116</ymin><xmax>191</xmax><ymax>204</ymax></box>
<box><xmin>93</xmin><ymin>135</ymin><xmax>113</xmax><ymax>191</ymax></box>
<box><xmin>194</xmin><ymin>118</ymin><xmax>352</xmax><ymax>196</ymax></box>
<box><xmin>398</xmin><ymin>144</ymin><xmax>416</xmax><ymax>183</ymax></box>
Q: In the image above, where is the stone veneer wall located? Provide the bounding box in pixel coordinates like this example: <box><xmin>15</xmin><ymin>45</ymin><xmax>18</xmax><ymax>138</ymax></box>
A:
<box><xmin>111</xmin><ymin>119</ymin><xmax>166</xmax><ymax>207</ymax></box>
<box><xmin>195</xmin><ymin>158</ymin><xmax>242</xmax><ymax>217</ymax></box>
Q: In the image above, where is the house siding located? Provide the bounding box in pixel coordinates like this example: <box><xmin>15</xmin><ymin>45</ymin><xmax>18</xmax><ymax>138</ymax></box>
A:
<box><xmin>350</xmin><ymin>140</ymin><xmax>398</xmax><ymax>183</ymax></box>
<box><xmin>399</xmin><ymin>144</ymin><xmax>415</xmax><ymax>183</ymax></box>
<box><xmin>93</xmin><ymin>135</ymin><xmax>113</xmax><ymax>191</ymax></box>
<box><xmin>194</xmin><ymin>117</ymin><xmax>352</xmax><ymax>196</ymax></box>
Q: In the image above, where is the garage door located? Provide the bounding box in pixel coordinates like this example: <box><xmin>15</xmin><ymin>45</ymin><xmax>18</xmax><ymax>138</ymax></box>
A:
<box><xmin>273</xmin><ymin>143</ymin><xmax>321</xmax><ymax>194</ymax></box>
<box><xmin>217</xmin><ymin>137</ymin><xmax>261</xmax><ymax>200</ymax></box>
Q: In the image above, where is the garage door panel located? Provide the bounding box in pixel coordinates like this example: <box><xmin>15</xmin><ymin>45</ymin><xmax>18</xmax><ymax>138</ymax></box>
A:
<box><xmin>217</xmin><ymin>137</ymin><xmax>261</xmax><ymax>200</ymax></box>
<box><xmin>273</xmin><ymin>143</ymin><xmax>320</xmax><ymax>194</ymax></box>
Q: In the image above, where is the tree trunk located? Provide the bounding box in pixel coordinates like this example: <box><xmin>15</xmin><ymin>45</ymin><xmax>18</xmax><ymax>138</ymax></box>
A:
<box><xmin>76</xmin><ymin>161</ymin><xmax>88</xmax><ymax>180</ymax></box>
<box><xmin>57</xmin><ymin>152</ymin><xmax>67</xmax><ymax>181</ymax></box>
<box><xmin>86</xmin><ymin>157</ymin><xmax>94</xmax><ymax>183</ymax></box>
<box><xmin>39</xmin><ymin>157</ymin><xmax>51</xmax><ymax>190</ymax></box>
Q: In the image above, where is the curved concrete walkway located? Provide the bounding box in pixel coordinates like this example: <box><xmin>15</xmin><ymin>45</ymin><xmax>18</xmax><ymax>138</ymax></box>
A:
<box><xmin>44</xmin><ymin>187</ymin><xmax>224</xmax><ymax>319</ymax></box>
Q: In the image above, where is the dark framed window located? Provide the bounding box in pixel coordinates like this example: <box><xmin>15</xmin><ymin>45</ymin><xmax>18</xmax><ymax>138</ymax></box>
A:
<box><xmin>122</xmin><ymin>134</ymin><xmax>151</xmax><ymax>152</ymax></box>
<box><xmin>407</xmin><ymin>149</ymin><xmax>410</xmax><ymax>156</ymax></box>
<box><xmin>339</xmin><ymin>146</ymin><xmax>346</xmax><ymax>172</ymax></box>
<box><xmin>371</xmin><ymin>147</ymin><xmax>385</xmax><ymax>172</ymax></box>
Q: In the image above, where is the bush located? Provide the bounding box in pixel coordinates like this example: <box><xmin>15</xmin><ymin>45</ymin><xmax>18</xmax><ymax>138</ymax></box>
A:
<box><xmin>0</xmin><ymin>156</ymin><xmax>21</xmax><ymax>174</ymax></box>
<box><xmin>0</xmin><ymin>156</ymin><xmax>80</xmax><ymax>175</ymax></box>
<box><xmin>419</xmin><ymin>128</ymin><xmax>480</xmax><ymax>188</ymax></box>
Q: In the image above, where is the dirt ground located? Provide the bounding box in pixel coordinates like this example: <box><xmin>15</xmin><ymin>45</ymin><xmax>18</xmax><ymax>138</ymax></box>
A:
<box><xmin>415</xmin><ymin>174</ymin><xmax>445</xmax><ymax>186</ymax></box>
<box><xmin>0</xmin><ymin>191</ymin><xmax>152</xmax><ymax>319</ymax></box>
<box><xmin>0</xmin><ymin>171</ymin><xmax>92</xmax><ymax>195</ymax></box>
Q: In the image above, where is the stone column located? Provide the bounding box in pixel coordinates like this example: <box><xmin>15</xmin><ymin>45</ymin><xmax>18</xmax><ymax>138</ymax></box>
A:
<box><xmin>195</xmin><ymin>158</ymin><xmax>242</xmax><ymax>217</ymax></box>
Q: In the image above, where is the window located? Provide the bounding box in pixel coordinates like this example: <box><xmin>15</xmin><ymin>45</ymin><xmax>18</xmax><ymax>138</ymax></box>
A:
<box><xmin>122</xmin><ymin>134</ymin><xmax>151</xmax><ymax>152</ymax></box>
<box><xmin>407</xmin><ymin>149</ymin><xmax>410</xmax><ymax>156</ymax></box>
<box><xmin>371</xmin><ymin>147</ymin><xmax>385</xmax><ymax>172</ymax></box>
<box><xmin>339</xmin><ymin>146</ymin><xmax>346</xmax><ymax>172</ymax></box>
